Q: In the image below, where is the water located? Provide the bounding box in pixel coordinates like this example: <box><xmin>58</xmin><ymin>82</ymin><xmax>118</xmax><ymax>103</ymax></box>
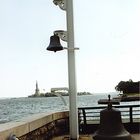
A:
<box><xmin>0</xmin><ymin>93</ymin><xmax>139</xmax><ymax>124</ymax></box>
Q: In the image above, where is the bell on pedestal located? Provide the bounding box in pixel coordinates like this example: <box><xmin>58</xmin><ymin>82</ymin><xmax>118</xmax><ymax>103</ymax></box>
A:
<box><xmin>93</xmin><ymin>95</ymin><xmax>131</xmax><ymax>140</ymax></box>
<box><xmin>47</xmin><ymin>34</ymin><xmax>63</xmax><ymax>52</ymax></box>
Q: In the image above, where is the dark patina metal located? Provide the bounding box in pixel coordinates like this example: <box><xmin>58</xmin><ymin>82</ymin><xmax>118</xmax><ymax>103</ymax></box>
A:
<box><xmin>93</xmin><ymin>95</ymin><xmax>131</xmax><ymax>140</ymax></box>
<box><xmin>47</xmin><ymin>34</ymin><xmax>63</xmax><ymax>52</ymax></box>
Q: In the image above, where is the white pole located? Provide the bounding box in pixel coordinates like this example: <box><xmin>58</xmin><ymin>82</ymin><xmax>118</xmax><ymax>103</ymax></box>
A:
<box><xmin>66</xmin><ymin>0</ymin><xmax>79</xmax><ymax>139</ymax></box>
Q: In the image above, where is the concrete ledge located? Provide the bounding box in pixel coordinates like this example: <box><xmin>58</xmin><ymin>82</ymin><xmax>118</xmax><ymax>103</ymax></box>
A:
<box><xmin>0</xmin><ymin>111</ymin><xmax>69</xmax><ymax>140</ymax></box>
<box><xmin>0</xmin><ymin>122</ymin><xmax>29</xmax><ymax>140</ymax></box>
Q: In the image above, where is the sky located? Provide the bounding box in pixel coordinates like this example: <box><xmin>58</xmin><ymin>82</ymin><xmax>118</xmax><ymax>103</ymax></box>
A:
<box><xmin>0</xmin><ymin>0</ymin><xmax>140</xmax><ymax>97</ymax></box>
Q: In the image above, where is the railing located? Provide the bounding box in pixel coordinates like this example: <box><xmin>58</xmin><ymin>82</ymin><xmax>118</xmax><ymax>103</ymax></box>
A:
<box><xmin>78</xmin><ymin>104</ymin><xmax>140</xmax><ymax>125</ymax></box>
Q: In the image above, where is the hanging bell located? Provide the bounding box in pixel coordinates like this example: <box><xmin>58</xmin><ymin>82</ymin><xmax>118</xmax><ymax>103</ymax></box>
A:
<box><xmin>47</xmin><ymin>34</ymin><xmax>63</xmax><ymax>52</ymax></box>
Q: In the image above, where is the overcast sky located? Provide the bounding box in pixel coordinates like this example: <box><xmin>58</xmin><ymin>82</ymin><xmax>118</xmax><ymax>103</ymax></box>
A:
<box><xmin>0</xmin><ymin>0</ymin><xmax>140</xmax><ymax>97</ymax></box>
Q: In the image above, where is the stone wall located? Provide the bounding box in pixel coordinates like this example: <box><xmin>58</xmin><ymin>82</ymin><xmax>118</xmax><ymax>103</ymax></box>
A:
<box><xmin>0</xmin><ymin>111</ymin><xmax>69</xmax><ymax>140</ymax></box>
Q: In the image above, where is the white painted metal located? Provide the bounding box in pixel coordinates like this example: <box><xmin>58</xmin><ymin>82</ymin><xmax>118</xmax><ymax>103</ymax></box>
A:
<box><xmin>66</xmin><ymin>0</ymin><xmax>79</xmax><ymax>139</ymax></box>
<box><xmin>53</xmin><ymin>0</ymin><xmax>66</xmax><ymax>10</ymax></box>
<box><xmin>52</xmin><ymin>0</ymin><xmax>79</xmax><ymax>139</ymax></box>
<box><xmin>54</xmin><ymin>30</ymin><xmax>67</xmax><ymax>42</ymax></box>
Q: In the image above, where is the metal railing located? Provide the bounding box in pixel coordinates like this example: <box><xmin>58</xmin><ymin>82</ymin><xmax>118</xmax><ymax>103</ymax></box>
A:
<box><xmin>78</xmin><ymin>104</ymin><xmax>140</xmax><ymax>125</ymax></box>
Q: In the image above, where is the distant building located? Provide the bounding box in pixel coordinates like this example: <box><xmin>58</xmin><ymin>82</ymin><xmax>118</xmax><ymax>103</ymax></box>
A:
<box><xmin>35</xmin><ymin>81</ymin><xmax>40</xmax><ymax>96</ymax></box>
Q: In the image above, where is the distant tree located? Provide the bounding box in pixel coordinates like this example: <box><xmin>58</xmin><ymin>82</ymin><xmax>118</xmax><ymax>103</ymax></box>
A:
<box><xmin>40</xmin><ymin>93</ymin><xmax>45</xmax><ymax>97</ymax></box>
<box><xmin>115</xmin><ymin>81</ymin><xmax>126</xmax><ymax>93</ymax></box>
<box><xmin>115</xmin><ymin>80</ymin><xmax>140</xmax><ymax>94</ymax></box>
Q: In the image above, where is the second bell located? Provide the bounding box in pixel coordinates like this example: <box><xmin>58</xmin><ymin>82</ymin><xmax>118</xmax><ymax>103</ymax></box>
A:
<box><xmin>47</xmin><ymin>34</ymin><xmax>63</xmax><ymax>52</ymax></box>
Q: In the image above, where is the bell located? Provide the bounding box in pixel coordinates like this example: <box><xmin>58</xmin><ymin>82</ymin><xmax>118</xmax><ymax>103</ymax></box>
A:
<box><xmin>93</xmin><ymin>96</ymin><xmax>131</xmax><ymax>140</ymax></box>
<box><xmin>47</xmin><ymin>34</ymin><xmax>63</xmax><ymax>52</ymax></box>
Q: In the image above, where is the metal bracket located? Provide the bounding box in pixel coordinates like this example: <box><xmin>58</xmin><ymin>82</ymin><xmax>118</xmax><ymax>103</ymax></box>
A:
<box><xmin>53</xmin><ymin>0</ymin><xmax>66</xmax><ymax>11</ymax></box>
<box><xmin>54</xmin><ymin>30</ymin><xmax>67</xmax><ymax>42</ymax></box>
<box><xmin>63</xmin><ymin>47</ymin><xmax>79</xmax><ymax>51</ymax></box>
<box><xmin>53</xmin><ymin>30</ymin><xmax>79</xmax><ymax>51</ymax></box>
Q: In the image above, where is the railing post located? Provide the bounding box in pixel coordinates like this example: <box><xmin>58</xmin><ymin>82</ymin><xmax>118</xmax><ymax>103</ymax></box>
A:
<box><xmin>82</xmin><ymin>109</ymin><xmax>87</xmax><ymax>125</ymax></box>
<box><xmin>130</xmin><ymin>106</ymin><xmax>133</xmax><ymax>123</ymax></box>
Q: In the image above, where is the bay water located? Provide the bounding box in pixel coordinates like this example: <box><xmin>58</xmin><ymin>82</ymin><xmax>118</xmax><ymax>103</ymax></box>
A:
<box><xmin>0</xmin><ymin>93</ymin><xmax>139</xmax><ymax>124</ymax></box>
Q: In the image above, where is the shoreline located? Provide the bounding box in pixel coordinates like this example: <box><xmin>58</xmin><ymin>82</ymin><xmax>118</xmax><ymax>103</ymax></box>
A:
<box><xmin>113</xmin><ymin>95</ymin><xmax>140</xmax><ymax>102</ymax></box>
